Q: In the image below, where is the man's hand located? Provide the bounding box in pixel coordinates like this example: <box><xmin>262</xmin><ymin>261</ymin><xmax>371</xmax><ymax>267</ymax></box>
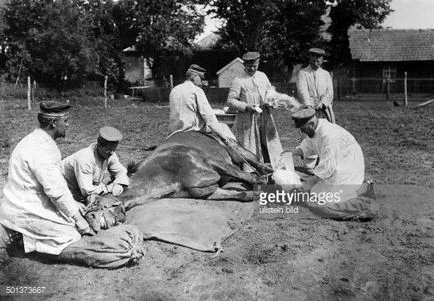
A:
<box><xmin>292</xmin><ymin>147</ymin><xmax>304</xmax><ymax>158</ymax></box>
<box><xmin>72</xmin><ymin>212</ymin><xmax>95</xmax><ymax>236</ymax></box>
<box><xmin>245</xmin><ymin>104</ymin><xmax>257</xmax><ymax>113</ymax></box>
<box><xmin>315</xmin><ymin>102</ymin><xmax>325</xmax><ymax>110</ymax></box>
<box><xmin>112</xmin><ymin>184</ymin><xmax>124</xmax><ymax>196</ymax></box>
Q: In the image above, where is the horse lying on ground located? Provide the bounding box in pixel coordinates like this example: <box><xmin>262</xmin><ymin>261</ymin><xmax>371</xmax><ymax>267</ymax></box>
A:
<box><xmin>117</xmin><ymin>131</ymin><xmax>273</xmax><ymax>210</ymax></box>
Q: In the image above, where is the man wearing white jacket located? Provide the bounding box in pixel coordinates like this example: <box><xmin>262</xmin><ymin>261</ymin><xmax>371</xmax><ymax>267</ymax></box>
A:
<box><xmin>62</xmin><ymin>126</ymin><xmax>129</xmax><ymax>203</ymax></box>
<box><xmin>0</xmin><ymin>102</ymin><xmax>91</xmax><ymax>256</ymax></box>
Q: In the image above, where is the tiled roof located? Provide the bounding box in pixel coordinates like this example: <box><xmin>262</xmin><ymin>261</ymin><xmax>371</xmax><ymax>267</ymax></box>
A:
<box><xmin>348</xmin><ymin>28</ymin><xmax>434</xmax><ymax>62</ymax></box>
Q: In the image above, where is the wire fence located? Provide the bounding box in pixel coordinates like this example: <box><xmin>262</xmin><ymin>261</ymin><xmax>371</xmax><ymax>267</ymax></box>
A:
<box><xmin>334</xmin><ymin>77</ymin><xmax>434</xmax><ymax>99</ymax></box>
<box><xmin>2</xmin><ymin>77</ymin><xmax>433</xmax><ymax>103</ymax></box>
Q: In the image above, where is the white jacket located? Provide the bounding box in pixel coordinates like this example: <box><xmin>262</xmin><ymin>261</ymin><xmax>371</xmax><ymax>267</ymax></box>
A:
<box><xmin>0</xmin><ymin>129</ymin><xmax>81</xmax><ymax>255</ymax></box>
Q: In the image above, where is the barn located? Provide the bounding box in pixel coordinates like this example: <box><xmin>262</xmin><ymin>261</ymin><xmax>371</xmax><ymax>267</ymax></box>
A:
<box><xmin>347</xmin><ymin>28</ymin><xmax>434</xmax><ymax>95</ymax></box>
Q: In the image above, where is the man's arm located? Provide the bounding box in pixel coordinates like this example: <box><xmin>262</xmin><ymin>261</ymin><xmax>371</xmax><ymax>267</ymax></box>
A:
<box><xmin>227</xmin><ymin>78</ymin><xmax>250</xmax><ymax>112</ymax></box>
<box><xmin>296</xmin><ymin>71</ymin><xmax>313</xmax><ymax>107</ymax></box>
<box><xmin>108</xmin><ymin>153</ymin><xmax>129</xmax><ymax>195</ymax></box>
<box><xmin>312</xmin><ymin>137</ymin><xmax>337</xmax><ymax>179</ymax></box>
<box><xmin>196</xmin><ymin>89</ymin><xmax>229</xmax><ymax>140</ymax></box>
<box><xmin>31</xmin><ymin>150</ymin><xmax>92</xmax><ymax>234</ymax></box>
<box><xmin>319</xmin><ymin>71</ymin><xmax>333</xmax><ymax>108</ymax></box>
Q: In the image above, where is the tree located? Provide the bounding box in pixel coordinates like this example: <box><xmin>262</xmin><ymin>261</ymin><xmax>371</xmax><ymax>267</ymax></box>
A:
<box><xmin>113</xmin><ymin>0</ymin><xmax>206</xmax><ymax>85</ymax></box>
<box><xmin>80</xmin><ymin>0</ymin><xmax>128</xmax><ymax>90</ymax></box>
<box><xmin>328</xmin><ymin>0</ymin><xmax>393</xmax><ymax>67</ymax></box>
<box><xmin>2</xmin><ymin>0</ymin><xmax>97</xmax><ymax>89</ymax></box>
<box><xmin>207</xmin><ymin>0</ymin><xmax>392</xmax><ymax>68</ymax></box>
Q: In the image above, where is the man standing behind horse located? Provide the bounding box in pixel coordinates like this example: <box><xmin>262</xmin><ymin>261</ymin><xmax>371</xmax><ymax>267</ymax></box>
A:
<box><xmin>297</xmin><ymin>48</ymin><xmax>335</xmax><ymax>123</ymax></box>
<box><xmin>169</xmin><ymin>64</ymin><xmax>272</xmax><ymax>175</ymax></box>
<box><xmin>227</xmin><ymin>51</ymin><xmax>286</xmax><ymax>171</ymax></box>
<box><xmin>169</xmin><ymin>64</ymin><xmax>235</xmax><ymax>141</ymax></box>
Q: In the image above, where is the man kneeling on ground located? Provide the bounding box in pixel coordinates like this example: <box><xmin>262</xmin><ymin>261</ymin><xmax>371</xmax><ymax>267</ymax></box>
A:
<box><xmin>283</xmin><ymin>107</ymin><xmax>377</xmax><ymax>220</ymax></box>
<box><xmin>62</xmin><ymin>126</ymin><xmax>129</xmax><ymax>204</ymax></box>
<box><xmin>0</xmin><ymin>102</ymin><xmax>142</xmax><ymax>269</ymax></box>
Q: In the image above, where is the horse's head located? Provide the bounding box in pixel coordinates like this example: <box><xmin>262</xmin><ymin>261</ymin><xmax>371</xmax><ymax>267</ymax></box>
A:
<box><xmin>83</xmin><ymin>194</ymin><xmax>126</xmax><ymax>233</ymax></box>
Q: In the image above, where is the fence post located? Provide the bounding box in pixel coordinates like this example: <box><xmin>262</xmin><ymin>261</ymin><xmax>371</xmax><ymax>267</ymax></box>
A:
<box><xmin>104</xmin><ymin>75</ymin><xmax>108</xmax><ymax>109</ymax></box>
<box><xmin>32</xmin><ymin>80</ymin><xmax>36</xmax><ymax>101</ymax></box>
<box><xmin>169</xmin><ymin>74</ymin><xmax>173</xmax><ymax>89</ymax></box>
<box><xmin>386</xmin><ymin>77</ymin><xmax>390</xmax><ymax>100</ymax></box>
<box><xmin>404</xmin><ymin>72</ymin><xmax>408</xmax><ymax>107</ymax></box>
<box><xmin>27</xmin><ymin>76</ymin><xmax>31</xmax><ymax>110</ymax></box>
<box><xmin>351</xmin><ymin>77</ymin><xmax>356</xmax><ymax>95</ymax></box>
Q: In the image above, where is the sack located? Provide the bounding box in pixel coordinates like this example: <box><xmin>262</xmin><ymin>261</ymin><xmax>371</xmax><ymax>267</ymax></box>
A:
<box><xmin>83</xmin><ymin>195</ymin><xmax>126</xmax><ymax>232</ymax></box>
<box><xmin>59</xmin><ymin>224</ymin><xmax>144</xmax><ymax>269</ymax></box>
<box><xmin>307</xmin><ymin>196</ymin><xmax>379</xmax><ymax>221</ymax></box>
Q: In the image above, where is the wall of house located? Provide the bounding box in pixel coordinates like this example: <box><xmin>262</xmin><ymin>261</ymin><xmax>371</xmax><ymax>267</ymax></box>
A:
<box><xmin>218</xmin><ymin>61</ymin><xmax>245</xmax><ymax>88</ymax></box>
<box><xmin>124</xmin><ymin>56</ymin><xmax>144</xmax><ymax>84</ymax></box>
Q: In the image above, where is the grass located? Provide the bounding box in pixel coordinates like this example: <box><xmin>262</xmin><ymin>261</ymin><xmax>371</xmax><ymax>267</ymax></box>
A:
<box><xmin>1</xmin><ymin>97</ymin><xmax>433</xmax><ymax>188</ymax></box>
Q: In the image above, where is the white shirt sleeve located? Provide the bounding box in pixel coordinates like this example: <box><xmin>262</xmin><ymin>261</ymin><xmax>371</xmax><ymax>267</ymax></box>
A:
<box><xmin>30</xmin><ymin>148</ymin><xmax>79</xmax><ymax>217</ymax></box>
<box><xmin>313</xmin><ymin>136</ymin><xmax>337</xmax><ymax>179</ymax></box>
<box><xmin>227</xmin><ymin>78</ymin><xmax>248</xmax><ymax>111</ymax></box>
<box><xmin>196</xmin><ymin>89</ymin><xmax>228</xmax><ymax>139</ymax></box>
<box><xmin>320</xmin><ymin>71</ymin><xmax>333</xmax><ymax>107</ymax></box>
<box><xmin>296</xmin><ymin>71</ymin><xmax>313</xmax><ymax>106</ymax></box>
<box><xmin>108</xmin><ymin>153</ymin><xmax>129</xmax><ymax>186</ymax></box>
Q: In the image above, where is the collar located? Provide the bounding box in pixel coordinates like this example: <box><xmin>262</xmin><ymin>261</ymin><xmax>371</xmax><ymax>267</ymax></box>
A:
<box><xmin>35</xmin><ymin>128</ymin><xmax>55</xmax><ymax>142</ymax></box>
<box><xmin>314</xmin><ymin>118</ymin><xmax>325</xmax><ymax>134</ymax></box>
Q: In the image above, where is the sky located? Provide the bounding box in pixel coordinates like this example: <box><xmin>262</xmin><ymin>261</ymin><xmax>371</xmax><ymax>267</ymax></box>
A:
<box><xmin>382</xmin><ymin>0</ymin><xmax>434</xmax><ymax>29</ymax></box>
<box><xmin>197</xmin><ymin>0</ymin><xmax>434</xmax><ymax>41</ymax></box>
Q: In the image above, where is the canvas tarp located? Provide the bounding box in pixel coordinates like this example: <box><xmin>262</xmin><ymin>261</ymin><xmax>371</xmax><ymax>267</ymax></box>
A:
<box><xmin>126</xmin><ymin>197</ymin><xmax>255</xmax><ymax>252</ymax></box>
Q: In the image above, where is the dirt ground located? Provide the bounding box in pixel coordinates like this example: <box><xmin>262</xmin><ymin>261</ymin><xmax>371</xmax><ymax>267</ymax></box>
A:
<box><xmin>0</xmin><ymin>97</ymin><xmax>433</xmax><ymax>301</ymax></box>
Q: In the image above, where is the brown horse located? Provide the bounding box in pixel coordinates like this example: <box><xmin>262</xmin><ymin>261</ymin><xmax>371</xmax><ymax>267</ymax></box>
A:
<box><xmin>118</xmin><ymin>131</ymin><xmax>272</xmax><ymax>210</ymax></box>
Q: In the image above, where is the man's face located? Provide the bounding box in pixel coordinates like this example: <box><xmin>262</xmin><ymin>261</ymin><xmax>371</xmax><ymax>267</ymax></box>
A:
<box><xmin>300</xmin><ymin>120</ymin><xmax>316</xmax><ymax>138</ymax></box>
<box><xmin>309</xmin><ymin>55</ymin><xmax>323</xmax><ymax>70</ymax></box>
<box><xmin>97</xmin><ymin>142</ymin><xmax>118</xmax><ymax>160</ymax></box>
<box><xmin>192</xmin><ymin>74</ymin><xmax>203</xmax><ymax>87</ymax></box>
<box><xmin>244</xmin><ymin>61</ymin><xmax>259</xmax><ymax>76</ymax></box>
<box><xmin>53</xmin><ymin>115</ymin><xmax>69</xmax><ymax>139</ymax></box>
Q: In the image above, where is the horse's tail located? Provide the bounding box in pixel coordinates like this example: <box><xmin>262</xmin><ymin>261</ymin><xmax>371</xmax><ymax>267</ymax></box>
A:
<box><xmin>127</xmin><ymin>160</ymin><xmax>140</xmax><ymax>177</ymax></box>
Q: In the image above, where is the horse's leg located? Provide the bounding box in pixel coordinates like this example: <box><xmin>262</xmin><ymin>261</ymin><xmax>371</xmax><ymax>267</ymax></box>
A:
<box><xmin>209</xmin><ymin>159</ymin><xmax>262</xmax><ymax>185</ymax></box>
<box><xmin>225</xmin><ymin>139</ymin><xmax>274</xmax><ymax>175</ymax></box>
<box><xmin>123</xmin><ymin>182</ymin><xmax>182</xmax><ymax>210</ymax></box>
<box><xmin>205</xmin><ymin>187</ymin><xmax>259</xmax><ymax>202</ymax></box>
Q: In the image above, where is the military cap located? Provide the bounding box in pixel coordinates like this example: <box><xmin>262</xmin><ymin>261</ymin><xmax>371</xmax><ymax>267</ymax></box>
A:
<box><xmin>187</xmin><ymin>64</ymin><xmax>206</xmax><ymax>79</ymax></box>
<box><xmin>98</xmin><ymin>126</ymin><xmax>123</xmax><ymax>143</ymax></box>
<box><xmin>291</xmin><ymin>107</ymin><xmax>316</xmax><ymax>128</ymax></box>
<box><xmin>39</xmin><ymin>101</ymin><xmax>71</xmax><ymax>117</ymax></box>
<box><xmin>242</xmin><ymin>52</ymin><xmax>260</xmax><ymax>62</ymax></box>
<box><xmin>308</xmin><ymin>48</ymin><xmax>326</xmax><ymax>56</ymax></box>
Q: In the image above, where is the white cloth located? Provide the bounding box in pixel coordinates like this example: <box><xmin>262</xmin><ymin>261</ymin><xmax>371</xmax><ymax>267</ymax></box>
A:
<box><xmin>169</xmin><ymin>81</ymin><xmax>232</xmax><ymax>139</ymax></box>
<box><xmin>297</xmin><ymin>119</ymin><xmax>365</xmax><ymax>202</ymax></box>
<box><xmin>0</xmin><ymin>129</ymin><xmax>81</xmax><ymax>255</ymax></box>
<box><xmin>62</xmin><ymin>143</ymin><xmax>129</xmax><ymax>202</ymax></box>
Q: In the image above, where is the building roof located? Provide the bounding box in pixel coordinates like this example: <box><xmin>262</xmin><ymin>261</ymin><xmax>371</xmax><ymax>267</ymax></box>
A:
<box><xmin>348</xmin><ymin>28</ymin><xmax>434</xmax><ymax>62</ymax></box>
<box><xmin>216</xmin><ymin>57</ymin><xmax>244</xmax><ymax>75</ymax></box>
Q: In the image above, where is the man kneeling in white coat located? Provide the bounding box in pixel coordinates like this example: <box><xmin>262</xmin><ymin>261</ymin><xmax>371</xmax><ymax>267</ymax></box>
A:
<box><xmin>279</xmin><ymin>108</ymin><xmax>377</xmax><ymax>220</ymax></box>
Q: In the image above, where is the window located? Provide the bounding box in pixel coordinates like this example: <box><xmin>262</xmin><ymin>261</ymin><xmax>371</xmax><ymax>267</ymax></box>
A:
<box><xmin>383</xmin><ymin>66</ymin><xmax>397</xmax><ymax>83</ymax></box>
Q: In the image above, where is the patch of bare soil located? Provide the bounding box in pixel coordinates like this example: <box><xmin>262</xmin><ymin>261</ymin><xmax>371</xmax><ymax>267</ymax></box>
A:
<box><xmin>0</xmin><ymin>98</ymin><xmax>433</xmax><ymax>301</ymax></box>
